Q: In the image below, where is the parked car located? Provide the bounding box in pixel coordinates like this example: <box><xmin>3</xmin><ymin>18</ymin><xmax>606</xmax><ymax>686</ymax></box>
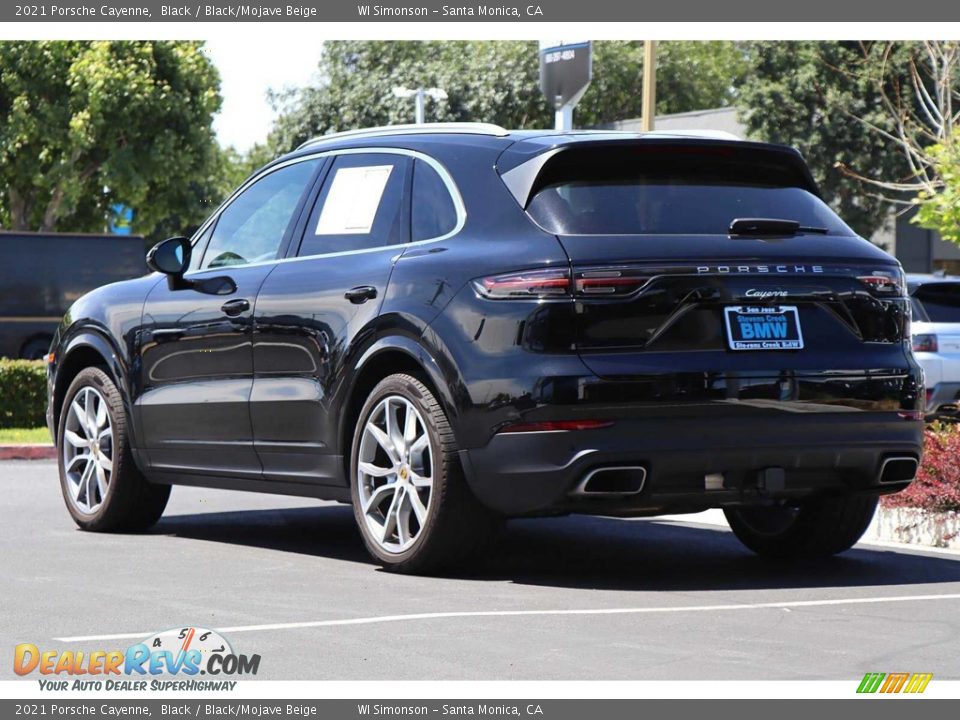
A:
<box><xmin>45</xmin><ymin>124</ymin><xmax>924</xmax><ymax>573</ymax></box>
<box><xmin>908</xmin><ymin>273</ymin><xmax>960</xmax><ymax>419</ymax></box>
<box><xmin>0</xmin><ymin>231</ymin><xmax>146</xmax><ymax>359</ymax></box>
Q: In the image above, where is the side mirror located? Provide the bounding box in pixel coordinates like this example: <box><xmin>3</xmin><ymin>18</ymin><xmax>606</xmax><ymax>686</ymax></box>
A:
<box><xmin>146</xmin><ymin>237</ymin><xmax>191</xmax><ymax>276</ymax></box>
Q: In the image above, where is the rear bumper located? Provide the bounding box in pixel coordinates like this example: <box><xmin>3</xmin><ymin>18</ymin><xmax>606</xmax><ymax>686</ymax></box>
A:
<box><xmin>460</xmin><ymin>411</ymin><xmax>924</xmax><ymax>516</ymax></box>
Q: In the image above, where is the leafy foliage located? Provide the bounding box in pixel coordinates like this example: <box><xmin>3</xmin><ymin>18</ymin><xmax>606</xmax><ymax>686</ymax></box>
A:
<box><xmin>882</xmin><ymin>423</ymin><xmax>960</xmax><ymax>513</ymax></box>
<box><xmin>0</xmin><ymin>359</ymin><xmax>46</xmax><ymax>429</ymax></box>
<box><xmin>268</xmin><ymin>41</ymin><xmax>746</xmax><ymax>153</ymax></box>
<box><xmin>0</xmin><ymin>41</ymin><xmax>223</xmax><ymax>238</ymax></box>
<box><xmin>913</xmin><ymin>142</ymin><xmax>960</xmax><ymax>244</ymax></box>
<box><xmin>735</xmin><ymin>42</ymin><xmax>921</xmax><ymax>237</ymax></box>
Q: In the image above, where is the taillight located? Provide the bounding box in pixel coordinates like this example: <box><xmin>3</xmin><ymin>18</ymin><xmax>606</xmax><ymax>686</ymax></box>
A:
<box><xmin>857</xmin><ymin>269</ymin><xmax>906</xmax><ymax>296</ymax></box>
<box><xmin>473</xmin><ymin>268</ymin><xmax>571</xmax><ymax>299</ymax></box>
<box><xmin>498</xmin><ymin>419</ymin><xmax>614</xmax><ymax>433</ymax></box>
<box><xmin>913</xmin><ymin>334</ymin><xmax>938</xmax><ymax>353</ymax></box>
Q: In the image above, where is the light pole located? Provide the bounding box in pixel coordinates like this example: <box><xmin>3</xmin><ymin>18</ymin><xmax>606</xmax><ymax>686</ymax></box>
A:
<box><xmin>641</xmin><ymin>41</ymin><xmax>657</xmax><ymax>132</ymax></box>
<box><xmin>392</xmin><ymin>86</ymin><xmax>448</xmax><ymax>124</ymax></box>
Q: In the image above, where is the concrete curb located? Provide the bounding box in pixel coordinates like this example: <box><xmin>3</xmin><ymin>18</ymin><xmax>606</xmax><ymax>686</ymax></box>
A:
<box><xmin>0</xmin><ymin>444</ymin><xmax>56</xmax><ymax>460</ymax></box>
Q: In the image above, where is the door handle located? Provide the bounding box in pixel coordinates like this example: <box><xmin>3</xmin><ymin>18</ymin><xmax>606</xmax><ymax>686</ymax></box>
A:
<box><xmin>345</xmin><ymin>286</ymin><xmax>378</xmax><ymax>304</ymax></box>
<box><xmin>220</xmin><ymin>298</ymin><xmax>251</xmax><ymax>316</ymax></box>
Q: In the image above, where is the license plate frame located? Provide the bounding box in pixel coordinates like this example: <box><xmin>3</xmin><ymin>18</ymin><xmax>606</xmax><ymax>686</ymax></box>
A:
<box><xmin>723</xmin><ymin>305</ymin><xmax>804</xmax><ymax>351</ymax></box>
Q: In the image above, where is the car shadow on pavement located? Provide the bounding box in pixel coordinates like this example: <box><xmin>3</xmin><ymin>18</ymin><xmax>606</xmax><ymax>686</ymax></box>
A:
<box><xmin>153</xmin><ymin>505</ymin><xmax>960</xmax><ymax>592</ymax></box>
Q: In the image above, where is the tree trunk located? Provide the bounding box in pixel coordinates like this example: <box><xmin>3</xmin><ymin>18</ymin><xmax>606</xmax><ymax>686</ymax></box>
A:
<box><xmin>40</xmin><ymin>186</ymin><xmax>66</xmax><ymax>232</ymax></box>
<box><xmin>7</xmin><ymin>187</ymin><xmax>30</xmax><ymax>230</ymax></box>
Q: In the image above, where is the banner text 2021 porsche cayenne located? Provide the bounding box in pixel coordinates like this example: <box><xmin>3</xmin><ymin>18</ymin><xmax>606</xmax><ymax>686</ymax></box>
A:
<box><xmin>46</xmin><ymin>124</ymin><xmax>924</xmax><ymax>573</ymax></box>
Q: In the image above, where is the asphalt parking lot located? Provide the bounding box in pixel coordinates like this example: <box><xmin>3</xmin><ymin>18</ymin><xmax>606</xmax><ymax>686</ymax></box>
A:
<box><xmin>3</xmin><ymin>458</ymin><xmax>960</xmax><ymax>681</ymax></box>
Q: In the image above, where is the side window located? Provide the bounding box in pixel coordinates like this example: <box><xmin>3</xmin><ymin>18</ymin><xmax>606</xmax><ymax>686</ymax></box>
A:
<box><xmin>411</xmin><ymin>159</ymin><xmax>459</xmax><ymax>241</ymax></box>
<box><xmin>187</xmin><ymin>223</ymin><xmax>214</xmax><ymax>273</ymax></box>
<box><xmin>200</xmin><ymin>159</ymin><xmax>319</xmax><ymax>270</ymax></box>
<box><xmin>298</xmin><ymin>153</ymin><xmax>410</xmax><ymax>257</ymax></box>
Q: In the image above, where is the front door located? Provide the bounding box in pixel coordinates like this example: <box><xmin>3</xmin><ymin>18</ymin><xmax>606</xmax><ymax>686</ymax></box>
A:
<box><xmin>137</xmin><ymin>157</ymin><xmax>322</xmax><ymax>477</ymax></box>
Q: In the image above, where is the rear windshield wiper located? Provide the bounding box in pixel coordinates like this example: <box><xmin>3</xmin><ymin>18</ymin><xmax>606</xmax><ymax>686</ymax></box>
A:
<box><xmin>729</xmin><ymin>218</ymin><xmax>829</xmax><ymax>236</ymax></box>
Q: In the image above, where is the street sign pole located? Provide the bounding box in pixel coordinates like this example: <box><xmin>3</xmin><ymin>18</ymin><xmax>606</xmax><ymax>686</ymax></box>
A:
<box><xmin>539</xmin><ymin>40</ymin><xmax>592</xmax><ymax>132</ymax></box>
<box><xmin>555</xmin><ymin>106</ymin><xmax>574</xmax><ymax>132</ymax></box>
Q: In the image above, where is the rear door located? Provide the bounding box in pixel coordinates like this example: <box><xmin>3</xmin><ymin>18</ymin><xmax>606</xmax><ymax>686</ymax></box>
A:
<box><xmin>250</xmin><ymin>151</ymin><xmax>412</xmax><ymax>484</ymax></box>
<box><xmin>518</xmin><ymin>142</ymin><xmax>911</xmax><ymax>391</ymax></box>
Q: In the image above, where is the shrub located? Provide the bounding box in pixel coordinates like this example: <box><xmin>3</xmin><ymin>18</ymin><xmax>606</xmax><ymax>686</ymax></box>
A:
<box><xmin>882</xmin><ymin>423</ymin><xmax>960</xmax><ymax>512</ymax></box>
<box><xmin>0</xmin><ymin>359</ymin><xmax>47</xmax><ymax>429</ymax></box>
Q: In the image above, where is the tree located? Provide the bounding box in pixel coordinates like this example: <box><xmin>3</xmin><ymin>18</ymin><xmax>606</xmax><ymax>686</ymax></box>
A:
<box><xmin>840</xmin><ymin>42</ymin><xmax>960</xmax><ymax>244</ymax></box>
<box><xmin>0</xmin><ymin>41</ymin><xmax>223</xmax><ymax>237</ymax></box>
<box><xmin>267</xmin><ymin>41</ymin><xmax>746</xmax><ymax>154</ymax></box>
<box><xmin>736</xmin><ymin>41</ymin><xmax>917</xmax><ymax>238</ymax></box>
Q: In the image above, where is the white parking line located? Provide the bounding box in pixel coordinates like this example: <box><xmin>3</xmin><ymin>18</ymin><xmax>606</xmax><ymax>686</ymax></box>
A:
<box><xmin>54</xmin><ymin>592</ymin><xmax>960</xmax><ymax>642</ymax></box>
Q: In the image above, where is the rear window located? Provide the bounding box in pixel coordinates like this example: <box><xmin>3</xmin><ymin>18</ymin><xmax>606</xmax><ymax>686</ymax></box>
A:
<box><xmin>525</xmin><ymin>146</ymin><xmax>853</xmax><ymax>236</ymax></box>
<box><xmin>913</xmin><ymin>283</ymin><xmax>960</xmax><ymax>323</ymax></box>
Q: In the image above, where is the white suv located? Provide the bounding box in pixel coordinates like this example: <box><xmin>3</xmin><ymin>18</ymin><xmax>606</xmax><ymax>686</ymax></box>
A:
<box><xmin>909</xmin><ymin>274</ymin><xmax>960</xmax><ymax>418</ymax></box>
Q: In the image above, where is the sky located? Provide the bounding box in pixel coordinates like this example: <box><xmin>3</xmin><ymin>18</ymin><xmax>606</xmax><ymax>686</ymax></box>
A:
<box><xmin>204</xmin><ymin>39</ymin><xmax>325</xmax><ymax>152</ymax></box>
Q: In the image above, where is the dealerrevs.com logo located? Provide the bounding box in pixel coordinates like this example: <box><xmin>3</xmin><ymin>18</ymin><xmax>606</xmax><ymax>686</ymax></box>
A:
<box><xmin>14</xmin><ymin>626</ymin><xmax>260</xmax><ymax>691</ymax></box>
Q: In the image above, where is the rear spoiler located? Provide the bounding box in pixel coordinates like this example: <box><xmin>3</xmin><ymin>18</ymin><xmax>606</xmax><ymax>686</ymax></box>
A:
<box><xmin>496</xmin><ymin>137</ymin><xmax>822</xmax><ymax>209</ymax></box>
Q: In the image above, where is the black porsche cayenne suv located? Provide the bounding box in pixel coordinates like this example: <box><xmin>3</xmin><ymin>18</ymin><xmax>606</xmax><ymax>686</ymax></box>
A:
<box><xmin>46</xmin><ymin>123</ymin><xmax>924</xmax><ymax>573</ymax></box>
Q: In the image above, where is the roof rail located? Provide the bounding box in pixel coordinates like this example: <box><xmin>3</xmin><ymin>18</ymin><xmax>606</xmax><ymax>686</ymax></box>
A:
<box><xmin>297</xmin><ymin>122</ymin><xmax>510</xmax><ymax>150</ymax></box>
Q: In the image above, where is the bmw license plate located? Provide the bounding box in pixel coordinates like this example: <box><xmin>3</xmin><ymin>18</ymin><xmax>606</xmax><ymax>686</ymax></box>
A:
<box><xmin>723</xmin><ymin>306</ymin><xmax>803</xmax><ymax>351</ymax></box>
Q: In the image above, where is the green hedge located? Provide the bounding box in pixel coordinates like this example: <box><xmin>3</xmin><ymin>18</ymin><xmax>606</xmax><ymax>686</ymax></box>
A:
<box><xmin>0</xmin><ymin>359</ymin><xmax>47</xmax><ymax>429</ymax></box>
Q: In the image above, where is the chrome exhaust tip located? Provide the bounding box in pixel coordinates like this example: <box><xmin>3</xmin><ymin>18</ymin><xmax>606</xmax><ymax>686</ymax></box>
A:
<box><xmin>572</xmin><ymin>466</ymin><xmax>647</xmax><ymax>496</ymax></box>
<box><xmin>879</xmin><ymin>456</ymin><xmax>919</xmax><ymax>484</ymax></box>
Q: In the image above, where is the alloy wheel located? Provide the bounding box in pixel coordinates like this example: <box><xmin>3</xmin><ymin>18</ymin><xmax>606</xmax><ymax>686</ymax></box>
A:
<box><xmin>62</xmin><ymin>386</ymin><xmax>114</xmax><ymax>515</ymax></box>
<box><xmin>356</xmin><ymin>395</ymin><xmax>433</xmax><ymax>553</ymax></box>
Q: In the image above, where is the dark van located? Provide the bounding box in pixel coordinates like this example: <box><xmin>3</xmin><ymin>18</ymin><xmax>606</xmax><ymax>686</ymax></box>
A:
<box><xmin>0</xmin><ymin>231</ymin><xmax>146</xmax><ymax>358</ymax></box>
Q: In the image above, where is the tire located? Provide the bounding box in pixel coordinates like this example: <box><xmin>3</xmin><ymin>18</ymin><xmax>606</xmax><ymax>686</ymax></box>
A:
<box><xmin>349</xmin><ymin>373</ymin><xmax>501</xmax><ymax>574</ymax></box>
<box><xmin>20</xmin><ymin>336</ymin><xmax>52</xmax><ymax>360</ymax></box>
<box><xmin>724</xmin><ymin>494</ymin><xmax>878</xmax><ymax>559</ymax></box>
<box><xmin>57</xmin><ymin>367</ymin><xmax>170</xmax><ymax>532</ymax></box>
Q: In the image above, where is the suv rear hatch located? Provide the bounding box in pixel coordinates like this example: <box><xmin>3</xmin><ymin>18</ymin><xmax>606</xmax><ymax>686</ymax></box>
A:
<box><xmin>498</xmin><ymin>138</ymin><xmax>911</xmax><ymax>383</ymax></box>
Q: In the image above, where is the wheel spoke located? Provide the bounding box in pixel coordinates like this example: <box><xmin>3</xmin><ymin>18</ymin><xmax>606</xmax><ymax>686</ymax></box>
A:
<box><xmin>381</xmin><ymin>486</ymin><xmax>402</xmax><ymax>541</ymax></box>
<box><xmin>96</xmin><ymin>453</ymin><xmax>112</xmax><ymax>471</ymax></box>
<box><xmin>408</xmin><ymin>433</ymin><xmax>429</xmax><ymax>457</ymax></box>
<box><xmin>358</xmin><ymin>461</ymin><xmax>394</xmax><ymax>478</ymax></box>
<box><xmin>396</xmin><ymin>500</ymin><xmax>411</xmax><ymax>547</ymax></box>
<box><xmin>64</xmin><ymin>430</ymin><xmax>88</xmax><ymax>448</ymax></box>
<box><xmin>366</xmin><ymin>424</ymin><xmax>399</xmax><ymax>465</ymax></box>
<box><xmin>70</xmin><ymin>399</ymin><xmax>89</xmax><ymax>439</ymax></box>
<box><xmin>363</xmin><ymin>482</ymin><xmax>395</xmax><ymax>514</ymax></box>
<box><xmin>385</xmin><ymin>399</ymin><xmax>404</xmax><ymax>452</ymax></box>
<box><xmin>95</xmin><ymin>398</ymin><xmax>108</xmax><ymax>430</ymax></box>
<box><xmin>409</xmin><ymin>470</ymin><xmax>432</xmax><ymax>488</ymax></box>
<box><xmin>407</xmin><ymin>488</ymin><xmax>428</xmax><ymax>525</ymax></box>
<box><xmin>403</xmin><ymin>405</ymin><xmax>418</xmax><ymax>447</ymax></box>
<box><xmin>84</xmin><ymin>391</ymin><xmax>99</xmax><ymax>438</ymax></box>
<box><xmin>66</xmin><ymin>452</ymin><xmax>91</xmax><ymax>471</ymax></box>
<box><xmin>80</xmin><ymin>461</ymin><xmax>95</xmax><ymax>507</ymax></box>
<box><xmin>95</xmin><ymin>463</ymin><xmax>108</xmax><ymax>502</ymax></box>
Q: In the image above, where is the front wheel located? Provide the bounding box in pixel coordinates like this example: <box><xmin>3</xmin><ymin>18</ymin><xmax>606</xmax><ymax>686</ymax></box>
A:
<box><xmin>57</xmin><ymin>367</ymin><xmax>170</xmax><ymax>532</ymax></box>
<box><xmin>724</xmin><ymin>494</ymin><xmax>878</xmax><ymax>559</ymax></box>
<box><xmin>350</xmin><ymin>373</ymin><xmax>501</xmax><ymax>574</ymax></box>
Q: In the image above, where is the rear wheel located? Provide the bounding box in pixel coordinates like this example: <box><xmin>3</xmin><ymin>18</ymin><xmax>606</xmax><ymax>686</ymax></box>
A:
<box><xmin>350</xmin><ymin>373</ymin><xmax>501</xmax><ymax>574</ymax></box>
<box><xmin>724</xmin><ymin>495</ymin><xmax>878</xmax><ymax>559</ymax></box>
<box><xmin>57</xmin><ymin>367</ymin><xmax>170</xmax><ymax>532</ymax></box>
